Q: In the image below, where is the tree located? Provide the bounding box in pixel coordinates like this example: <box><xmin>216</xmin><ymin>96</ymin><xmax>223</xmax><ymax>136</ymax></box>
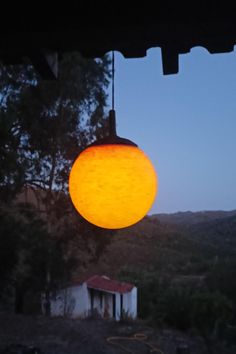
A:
<box><xmin>0</xmin><ymin>53</ymin><xmax>110</xmax><ymax>204</ymax></box>
<box><xmin>207</xmin><ymin>259</ymin><xmax>236</xmax><ymax>307</ymax></box>
<box><xmin>190</xmin><ymin>292</ymin><xmax>232</xmax><ymax>354</ymax></box>
<box><xmin>0</xmin><ymin>203</ymin><xmax>72</xmax><ymax>313</ymax></box>
<box><xmin>0</xmin><ymin>65</ymin><xmax>27</xmax><ymax>202</ymax></box>
<box><xmin>0</xmin><ymin>208</ymin><xmax>21</xmax><ymax>289</ymax></box>
<box><xmin>152</xmin><ymin>284</ymin><xmax>193</xmax><ymax>330</ymax></box>
<box><xmin>0</xmin><ymin>53</ymin><xmax>113</xmax><ymax>313</ymax></box>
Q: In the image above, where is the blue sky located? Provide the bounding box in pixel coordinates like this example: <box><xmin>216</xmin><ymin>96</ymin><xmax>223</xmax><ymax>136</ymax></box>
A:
<box><xmin>108</xmin><ymin>47</ymin><xmax>236</xmax><ymax>214</ymax></box>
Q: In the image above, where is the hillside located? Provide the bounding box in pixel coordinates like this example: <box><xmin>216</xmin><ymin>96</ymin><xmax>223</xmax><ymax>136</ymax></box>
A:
<box><xmin>152</xmin><ymin>210</ymin><xmax>236</xmax><ymax>226</ymax></box>
<box><xmin>186</xmin><ymin>214</ymin><xmax>236</xmax><ymax>253</ymax></box>
<box><xmin>85</xmin><ymin>210</ymin><xmax>236</xmax><ymax>278</ymax></box>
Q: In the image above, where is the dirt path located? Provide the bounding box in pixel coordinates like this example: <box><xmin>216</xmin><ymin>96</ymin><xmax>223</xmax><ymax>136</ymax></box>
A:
<box><xmin>0</xmin><ymin>313</ymin><xmax>228</xmax><ymax>354</ymax></box>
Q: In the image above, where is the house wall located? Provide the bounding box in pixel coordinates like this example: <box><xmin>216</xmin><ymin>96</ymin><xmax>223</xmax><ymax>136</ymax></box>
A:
<box><xmin>42</xmin><ymin>283</ymin><xmax>90</xmax><ymax>318</ymax></box>
<box><xmin>122</xmin><ymin>287</ymin><xmax>137</xmax><ymax>319</ymax></box>
<box><xmin>130</xmin><ymin>287</ymin><xmax>137</xmax><ymax>318</ymax></box>
<box><xmin>115</xmin><ymin>292</ymin><xmax>121</xmax><ymax>321</ymax></box>
<box><xmin>42</xmin><ymin>284</ymin><xmax>137</xmax><ymax>321</ymax></box>
<box><xmin>72</xmin><ymin>283</ymin><xmax>89</xmax><ymax>317</ymax></box>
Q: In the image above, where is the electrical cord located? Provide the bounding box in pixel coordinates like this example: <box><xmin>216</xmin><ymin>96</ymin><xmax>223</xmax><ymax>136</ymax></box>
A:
<box><xmin>107</xmin><ymin>332</ymin><xmax>164</xmax><ymax>353</ymax></box>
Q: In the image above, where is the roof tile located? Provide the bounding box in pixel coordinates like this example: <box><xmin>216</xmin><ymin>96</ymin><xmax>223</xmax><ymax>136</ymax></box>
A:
<box><xmin>86</xmin><ymin>275</ymin><xmax>134</xmax><ymax>294</ymax></box>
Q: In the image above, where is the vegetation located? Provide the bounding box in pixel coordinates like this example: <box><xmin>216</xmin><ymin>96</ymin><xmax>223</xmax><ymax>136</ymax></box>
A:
<box><xmin>0</xmin><ymin>53</ymin><xmax>113</xmax><ymax>312</ymax></box>
<box><xmin>112</xmin><ymin>211</ymin><xmax>236</xmax><ymax>352</ymax></box>
<box><xmin>0</xmin><ymin>53</ymin><xmax>236</xmax><ymax>352</ymax></box>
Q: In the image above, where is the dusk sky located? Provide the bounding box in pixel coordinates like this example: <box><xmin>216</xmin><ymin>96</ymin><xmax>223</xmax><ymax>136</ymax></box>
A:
<box><xmin>108</xmin><ymin>47</ymin><xmax>236</xmax><ymax>214</ymax></box>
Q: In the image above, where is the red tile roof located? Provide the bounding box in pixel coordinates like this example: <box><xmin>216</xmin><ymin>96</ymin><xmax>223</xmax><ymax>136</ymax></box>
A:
<box><xmin>86</xmin><ymin>275</ymin><xmax>134</xmax><ymax>294</ymax></box>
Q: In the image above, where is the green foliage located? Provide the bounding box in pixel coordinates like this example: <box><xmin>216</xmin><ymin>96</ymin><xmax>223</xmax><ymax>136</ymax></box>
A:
<box><xmin>120</xmin><ymin>308</ymin><xmax>135</xmax><ymax>324</ymax></box>
<box><xmin>0</xmin><ymin>53</ymin><xmax>110</xmax><ymax>201</ymax></box>
<box><xmin>0</xmin><ymin>110</ymin><xmax>25</xmax><ymax>202</ymax></box>
<box><xmin>207</xmin><ymin>259</ymin><xmax>236</xmax><ymax>305</ymax></box>
<box><xmin>0</xmin><ymin>54</ymin><xmax>113</xmax><ymax>313</ymax></box>
<box><xmin>153</xmin><ymin>285</ymin><xmax>194</xmax><ymax>330</ymax></box>
<box><xmin>119</xmin><ymin>265</ymin><xmax>233</xmax><ymax>342</ymax></box>
<box><xmin>0</xmin><ymin>203</ymin><xmax>79</xmax><ymax>313</ymax></box>
<box><xmin>118</xmin><ymin>267</ymin><xmax>168</xmax><ymax>321</ymax></box>
<box><xmin>190</xmin><ymin>291</ymin><xmax>232</xmax><ymax>336</ymax></box>
<box><xmin>0</xmin><ymin>207</ymin><xmax>21</xmax><ymax>287</ymax></box>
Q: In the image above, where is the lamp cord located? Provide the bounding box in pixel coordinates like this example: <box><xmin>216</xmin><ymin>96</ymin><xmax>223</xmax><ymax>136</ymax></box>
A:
<box><xmin>109</xmin><ymin>51</ymin><xmax>116</xmax><ymax>136</ymax></box>
<box><xmin>112</xmin><ymin>51</ymin><xmax>115</xmax><ymax>110</ymax></box>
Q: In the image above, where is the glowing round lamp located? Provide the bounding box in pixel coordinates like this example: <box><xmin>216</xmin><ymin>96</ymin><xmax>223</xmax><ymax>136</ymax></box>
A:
<box><xmin>69</xmin><ymin>110</ymin><xmax>158</xmax><ymax>229</ymax></box>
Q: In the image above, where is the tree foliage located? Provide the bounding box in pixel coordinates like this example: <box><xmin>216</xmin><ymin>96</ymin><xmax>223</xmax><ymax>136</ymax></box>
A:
<box><xmin>0</xmin><ymin>53</ymin><xmax>110</xmax><ymax>203</ymax></box>
<box><xmin>0</xmin><ymin>53</ymin><xmax>113</xmax><ymax>312</ymax></box>
<box><xmin>0</xmin><ymin>204</ymin><xmax>72</xmax><ymax>312</ymax></box>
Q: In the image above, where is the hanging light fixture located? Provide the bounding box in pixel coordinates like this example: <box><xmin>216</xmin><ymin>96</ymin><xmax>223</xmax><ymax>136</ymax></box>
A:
<box><xmin>69</xmin><ymin>52</ymin><xmax>158</xmax><ymax>229</ymax></box>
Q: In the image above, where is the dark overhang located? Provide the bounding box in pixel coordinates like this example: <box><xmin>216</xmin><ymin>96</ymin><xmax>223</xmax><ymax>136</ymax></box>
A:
<box><xmin>1</xmin><ymin>5</ymin><xmax>236</xmax><ymax>78</ymax></box>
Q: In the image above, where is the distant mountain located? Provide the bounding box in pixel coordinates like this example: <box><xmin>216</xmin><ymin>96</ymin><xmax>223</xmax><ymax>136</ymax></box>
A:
<box><xmin>186</xmin><ymin>214</ymin><xmax>236</xmax><ymax>253</ymax></box>
<box><xmin>151</xmin><ymin>210</ymin><xmax>236</xmax><ymax>226</ymax></box>
<box><xmin>151</xmin><ymin>210</ymin><xmax>236</xmax><ymax>254</ymax></box>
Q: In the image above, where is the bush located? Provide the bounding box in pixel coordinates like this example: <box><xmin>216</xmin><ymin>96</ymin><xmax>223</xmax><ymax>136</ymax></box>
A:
<box><xmin>190</xmin><ymin>291</ymin><xmax>232</xmax><ymax>337</ymax></box>
<box><xmin>152</xmin><ymin>285</ymin><xmax>193</xmax><ymax>330</ymax></box>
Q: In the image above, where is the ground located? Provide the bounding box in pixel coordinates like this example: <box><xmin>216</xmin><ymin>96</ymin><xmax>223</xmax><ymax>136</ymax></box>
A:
<box><xmin>0</xmin><ymin>313</ymin><xmax>232</xmax><ymax>354</ymax></box>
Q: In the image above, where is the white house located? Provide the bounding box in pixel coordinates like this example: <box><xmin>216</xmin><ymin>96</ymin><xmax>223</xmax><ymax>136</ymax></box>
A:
<box><xmin>42</xmin><ymin>275</ymin><xmax>137</xmax><ymax>321</ymax></box>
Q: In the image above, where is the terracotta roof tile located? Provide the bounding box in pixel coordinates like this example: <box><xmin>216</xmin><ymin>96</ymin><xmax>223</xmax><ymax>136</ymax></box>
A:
<box><xmin>86</xmin><ymin>275</ymin><xmax>134</xmax><ymax>294</ymax></box>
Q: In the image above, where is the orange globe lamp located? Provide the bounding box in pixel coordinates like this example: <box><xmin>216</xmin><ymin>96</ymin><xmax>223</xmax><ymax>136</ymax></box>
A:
<box><xmin>69</xmin><ymin>110</ymin><xmax>158</xmax><ymax>229</ymax></box>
